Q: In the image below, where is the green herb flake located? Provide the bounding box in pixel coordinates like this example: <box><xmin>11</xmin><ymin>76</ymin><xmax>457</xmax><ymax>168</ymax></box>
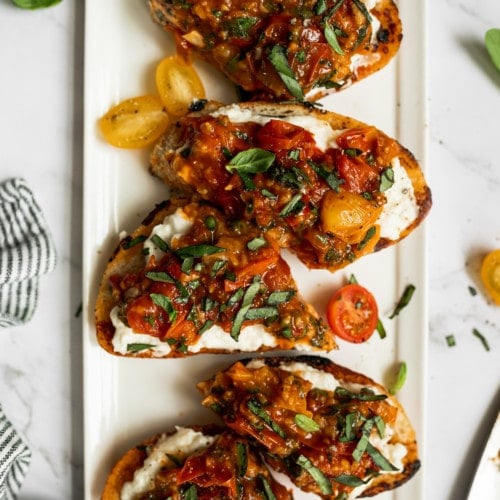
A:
<box><xmin>468</xmin><ymin>285</ymin><xmax>478</xmax><ymax>296</ymax></box>
<box><xmin>308</xmin><ymin>160</ymin><xmax>342</xmax><ymax>192</ymax></box>
<box><xmin>366</xmin><ymin>442</ymin><xmax>398</xmax><ymax>471</ymax></box>
<box><xmin>279</xmin><ymin>194</ymin><xmax>304</xmax><ymax>217</ymax></box>
<box><xmin>247</xmin><ymin>236</ymin><xmax>267</xmax><ymax>251</ymax></box>
<box><xmin>225</xmin><ymin>16</ymin><xmax>259</xmax><ymax>38</ymax></box>
<box><xmin>247</xmin><ymin>398</ymin><xmax>286</xmax><ymax>438</ymax></box>
<box><xmin>258</xmin><ymin>474</ymin><xmax>277</xmax><ymax>500</ymax></box>
<box><xmin>268</xmin><ymin>45</ymin><xmax>304</xmax><ymax>101</ymax></box>
<box><xmin>485</xmin><ymin>28</ymin><xmax>500</xmax><ymax>72</ymax></box>
<box><xmin>150</xmin><ymin>293</ymin><xmax>177</xmax><ymax>323</ymax></box>
<box><xmin>123</xmin><ymin>235</ymin><xmax>147</xmax><ymax>249</ymax></box>
<box><xmin>376</xmin><ymin>318</ymin><xmax>387</xmax><ymax>339</ymax></box>
<box><xmin>472</xmin><ymin>328</ymin><xmax>490</xmax><ymax>351</ymax></box>
<box><xmin>245</xmin><ymin>306</ymin><xmax>278</xmax><ymax>320</ymax></box>
<box><xmin>181</xmin><ymin>256</ymin><xmax>194</xmax><ymax>274</ymax></box>
<box><xmin>295</xmin><ymin>414</ymin><xmax>320</xmax><ymax>432</ymax></box>
<box><xmin>145</xmin><ymin>271</ymin><xmax>176</xmax><ymax>283</ymax></box>
<box><xmin>380</xmin><ymin>167</ymin><xmax>395</xmax><ymax>192</ymax></box>
<box><xmin>150</xmin><ymin>234</ymin><xmax>170</xmax><ymax>253</ymax></box>
<box><xmin>12</xmin><ymin>0</ymin><xmax>61</xmax><ymax>8</ymax></box>
<box><xmin>127</xmin><ymin>343</ymin><xmax>155</xmax><ymax>353</ymax></box>
<box><xmin>315</xmin><ymin>0</ymin><xmax>327</xmax><ymax>15</ymax></box>
<box><xmin>357</xmin><ymin>226</ymin><xmax>376</xmax><ymax>250</ymax></box>
<box><xmin>389</xmin><ymin>284</ymin><xmax>416</xmax><ymax>319</ymax></box>
<box><xmin>175</xmin><ymin>244</ymin><xmax>225</xmax><ymax>258</ymax></box>
<box><xmin>231</xmin><ymin>280</ymin><xmax>261</xmax><ymax>339</ymax></box>
<box><xmin>324</xmin><ymin>22</ymin><xmax>345</xmax><ymax>55</ymax></box>
<box><xmin>226</xmin><ymin>148</ymin><xmax>275</xmax><ymax>174</ymax></box>
<box><xmin>446</xmin><ymin>334</ymin><xmax>456</xmax><ymax>347</ymax></box>
<box><xmin>267</xmin><ymin>290</ymin><xmax>295</xmax><ymax>305</ymax></box>
<box><xmin>204</xmin><ymin>215</ymin><xmax>217</xmax><ymax>231</ymax></box>
<box><xmin>182</xmin><ymin>484</ymin><xmax>198</xmax><ymax>500</ymax></box>
<box><xmin>261</xmin><ymin>188</ymin><xmax>278</xmax><ymax>200</ymax></box>
<box><xmin>74</xmin><ymin>302</ymin><xmax>82</xmax><ymax>318</ymax></box>
<box><xmin>236</xmin><ymin>442</ymin><xmax>248</xmax><ymax>477</ymax></box>
<box><xmin>333</xmin><ymin>473</ymin><xmax>366</xmax><ymax>487</ymax></box>
<box><xmin>389</xmin><ymin>361</ymin><xmax>407</xmax><ymax>395</ymax></box>
<box><xmin>296</xmin><ymin>455</ymin><xmax>332</xmax><ymax>495</ymax></box>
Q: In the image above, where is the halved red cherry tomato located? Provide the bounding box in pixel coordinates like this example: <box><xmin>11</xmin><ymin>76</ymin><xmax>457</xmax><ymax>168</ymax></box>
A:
<box><xmin>326</xmin><ymin>283</ymin><xmax>378</xmax><ymax>343</ymax></box>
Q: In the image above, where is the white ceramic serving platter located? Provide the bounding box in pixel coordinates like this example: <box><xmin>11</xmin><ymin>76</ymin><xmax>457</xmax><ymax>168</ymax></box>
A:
<box><xmin>83</xmin><ymin>1</ymin><xmax>428</xmax><ymax>498</ymax></box>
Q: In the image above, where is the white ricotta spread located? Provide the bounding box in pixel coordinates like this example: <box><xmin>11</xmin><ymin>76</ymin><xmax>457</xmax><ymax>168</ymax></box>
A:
<box><xmin>188</xmin><ymin>323</ymin><xmax>277</xmax><ymax>353</ymax></box>
<box><xmin>143</xmin><ymin>207</ymin><xmax>193</xmax><ymax>262</ymax></box>
<box><xmin>120</xmin><ymin>427</ymin><xmax>216</xmax><ymax>500</ymax></box>
<box><xmin>110</xmin><ymin>306</ymin><xmax>172</xmax><ymax>357</ymax></box>
<box><xmin>210</xmin><ymin>104</ymin><xmax>343</xmax><ymax>151</ymax></box>
<box><xmin>377</xmin><ymin>157</ymin><xmax>419</xmax><ymax>240</ymax></box>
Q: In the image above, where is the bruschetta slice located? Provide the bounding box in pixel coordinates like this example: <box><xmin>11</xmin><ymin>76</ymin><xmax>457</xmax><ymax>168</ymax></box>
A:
<box><xmin>101</xmin><ymin>424</ymin><xmax>292</xmax><ymax>499</ymax></box>
<box><xmin>148</xmin><ymin>0</ymin><xmax>402</xmax><ymax>101</ymax></box>
<box><xmin>198</xmin><ymin>355</ymin><xmax>420</xmax><ymax>499</ymax></box>
<box><xmin>150</xmin><ymin>101</ymin><xmax>432</xmax><ymax>272</ymax></box>
<box><xmin>95</xmin><ymin>199</ymin><xmax>335</xmax><ymax>357</ymax></box>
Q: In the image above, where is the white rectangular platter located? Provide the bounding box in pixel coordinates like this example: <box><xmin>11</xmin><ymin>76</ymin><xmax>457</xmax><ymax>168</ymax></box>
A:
<box><xmin>83</xmin><ymin>1</ymin><xmax>428</xmax><ymax>498</ymax></box>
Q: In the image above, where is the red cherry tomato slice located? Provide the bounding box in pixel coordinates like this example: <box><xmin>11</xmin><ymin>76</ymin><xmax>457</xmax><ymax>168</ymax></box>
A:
<box><xmin>326</xmin><ymin>283</ymin><xmax>378</xmax><ymax>343</ymax></box>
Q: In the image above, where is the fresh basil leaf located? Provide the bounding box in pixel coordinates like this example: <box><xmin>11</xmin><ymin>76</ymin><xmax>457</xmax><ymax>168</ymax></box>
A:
<box><xmin>357</xmin><ymin>226</ymin><xmax>376</xmax><ymax>250</ymax></box>
<box><xmin>12</xmin><ymin>0</ymin><xmax>61</xmax><ymax>8</ymax></box>
<box><xmin>352</xmin><ymin>0</ymin><xmax>372</xmax><ymax>23</ymax></box>
<box><xmin>296</xmin><ymin>455</ymin><xmax>332</xmax><ymax>495</ymax></box>
<box><xmin>380</xmin><ymin>167</ymin><xmax>395</xmax><ymax>192</ymax></box>
<box><xmin>182</xmin><ymin>484</ymin><xmax>198</xmax><ymax>500</ymax></box>
<box><xmin>365</xmin><ymin>442</ymin><xmax>398</xmax><ymax>471</ymax></box>
<box><xmin>227</xmin><ymin>287</ymin><xmax>245</xmax><ymax>306</ymax></box>
<box><xmin>389</xmin><ymin>284</ymin><xmax>416</xmax><ymax>318</ymax></box>
<box><xmin>226</xmin><ymin>148</ymin><xmax>275</xmax><ymax>174</ymax></box>
<box><xmin>324</xmin><ymin>22</ymin><xmax>345</xmax><ymax>55</ymax></box>
<box><xmin>335</xmin><ymin>386</ymin><xmax>387</xmax><ymax>402</ymax></box>
<box><xmin>175</xmin><ymin>244</ymin><xmax>225</xmax><ymax>258</ymax></box>
<box><xmin>352</xmin><ymin>419</ymin><xmax>373</xmax><ymax>462</ymax></box>
<box><xmin>261</xmin><ymin>188</ymin><xmax>277</xmax><ymax>200</ymax></box>
<box><xmin>247</xmin><ymin>237</ymin><xmax>267</xmax><ymax>251</ymax></box>
<box><xmin>389</xmin><ymin>361</ymin><xmax>407</xmax><ymax>394</ymax></box>
<box><xmin>315</xmin><ymin>0</ymin><xmax>327</xmax><ymax>15</ymax></box>
<box><xmin>181</xmin><ymin>256</ymin><xmax>194</xmax><ymax>274</ymax></box>
<box><xmin>267</xmin><ymin>290</ymin><xmax>295</xmax><ymax>305</ymax></box>
<box><xmin>308</xmin><ymin>160</ymin><xmax>342</xmax><ymax>191</ymax></box>
<box><xmin>145</xmin><ymin>271</ymin><xmax>176</xmax><ymax>283</ymax></box>
<box><xmin>236</xmin><ymin>442</ymin><xmax>248</xmax><ymax>477</ymax></box>
<box><xmin>247</xmin><ymin>398</ymin><xmax>286</xmax><ymax>438</ymax></box>
<box><xmin>376</xmin><ymin>318</ymin><xmax>387</xmax><ymax>339</ymax></box>
<box><xmin>127</xmin><ymin>343</ymin><xmax>155</xmax><ymax>353</ymax></box>
<box><xmin>225</xmin><ymin>16</ymin><xmax>259</xmax><ymax>38</ymax></box>
<box><xmin>204</xmin><ymin>215</ymin><xmax>217</xmax><ymax>231</ymax></box>
<box><xmin>295</xmin><ymin>414</ymin><xmax>320</xmax><ymax>432</ymax></box>
<box><xmin>258</xmin><ymin>474</ymin><xmax>277</xmax><ymax>500</ymax></box>
<box><xmin>198</xmin><ymin>320</ymin><xmax>214</xmax><ymax>335</ymax></box>
<box><xmin>485</xmin><ymin>28</ymin><xmax>500</xmax><ymax>72</ymax></box>
<box><xmin>279</xmin><ymin>194</ymin><xmax>304</xmax><ymax>217</ymax></box>
<box><xmin>472</xmin><ymin>328</ymin><xmax>491</xmax><ymax>351</ymax></box>
<box><xmin>231</xmin><ymin>280</ymin><xmax>261</xmax><ymax>339</ymax></box>
<box><xmin>123</xmin><ymin>235</ymin><xmax>147</xmax><ymax>249</ymax></box>
<box><xmin>150</xmin><ymin>293</ymin><xmax>177</xmax><ymax>323</ymax></box>
<box><xmin>333</xmin><ymin>473</ymin><xmax>366</xmax><ymax>487</ymax></box>
<box><xmin>373</xmin><ymin>415</ymin><xmax>385</xmax><ymax>438</ymax></box>
<box><xmin>150</xmin><ymin>234</ymin><xmax>170</xmax><ymax>253</ymax></box>
<box><xmin>268</xmin><ymin>45</ymin><xmax>304</xmax><ymax>101</ymax></box>
<box><xmin>245</xmin><ymin>306</ymin><xmax>278</xmax><ymax>320</ymax></box>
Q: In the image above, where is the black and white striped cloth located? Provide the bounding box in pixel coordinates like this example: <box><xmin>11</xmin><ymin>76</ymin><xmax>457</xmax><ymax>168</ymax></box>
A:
<box><xmin>0</xmin><ymin>406</ymin><xmax>31</xmax><ymax>500</ymax></box>
<box><xmin>0</xmin><ymin>178</ymin><xmax>56</xmax><ymax>327</ymax></box>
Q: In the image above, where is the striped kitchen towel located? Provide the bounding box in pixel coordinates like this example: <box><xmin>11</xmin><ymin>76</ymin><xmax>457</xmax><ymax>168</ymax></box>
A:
<box><xmin>0</xmin><ymin>405</ymin><xmax>31</xmax><ymax>500</ymax></box>
<box><xmin>0</xmin><ymin>178</ymin><xmax>56</xmax><ymax>327</ymax></box>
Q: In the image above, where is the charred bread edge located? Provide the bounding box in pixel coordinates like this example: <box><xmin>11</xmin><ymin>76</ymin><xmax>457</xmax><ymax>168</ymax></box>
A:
<box><xmin>237</xmin><ymin>354</ymin><xmax>421</xmax><ymax>498</ymax></box>
<box><xmin>101</xmin><ymin>423</ymin><xmax>223</xmax><ymax>500</ymax></box>
<box><xmin>150</xmin><ymin>100</ymin><xmax>432</xmax><ymax>251</ymax></box>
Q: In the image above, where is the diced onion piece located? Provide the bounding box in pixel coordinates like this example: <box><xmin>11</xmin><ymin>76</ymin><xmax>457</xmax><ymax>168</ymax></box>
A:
<box><xmin>98</xmin><ymin>95</ymin><xmax>169</xmax><ymax>149</ymax></box>
<box><xmin>320</xmin><ymin>190</ymin><xmax>382</xmax><ymax>244</ymax></box>
<box><xmin>156</xmin><ymin>55</ymin><xmax>206</xmax><ymax>117</ymax></box>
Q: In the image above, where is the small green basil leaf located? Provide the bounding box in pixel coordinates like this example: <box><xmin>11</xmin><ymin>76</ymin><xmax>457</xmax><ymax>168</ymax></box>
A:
<box><xmin>127</xmin><ymin>343</ymin><xmax>155</xmax><ymax>353</ymax></box>
<box><xmin>295</xmin><ymin>414</ymin><xmax>320</xmax><ymax>432</ymax></box>
<box><xmin>268</xmin><ymin>45</ymin><xmax>304</xmax><ymax>101</ymax></box>
<box><xmin>376</xmin><ymin>318</ymin><xmax>387</xmax><ymax>339</ymax></box>
<box><xmin>333</xmin><ymin>473</ymin><xmax>366</xmax><ymax>487</ymax></box>
<box><xmin>247</xmin><ymin>237</ymin><xmax>267</xmax><ymax>251</ymax></box>
<box><xmin>365</xmin><ymin>442</ymin><xmax>398</xmax><ymax>471</ymax></box>
<box><xmin>145</xmin><ymin>271</ymin><xmax>176</xmax><ymax>283</ymax></box>
<box><xmin>389</xmin><ymin>284</ymin><xmax>416</xmax><ymax>318</ymax></box>
<box><xmin>236</xmin><ymin>442</ymin><xmax>248</xmax><ymax>477</ymax></box>
<box><xmin>245</xmin><ymin>306</ymin><xmax>278</xmax><ymax>320</ymax></box>
<box><xmin>150</xmin><ymin>293</ymin><xmax>177</xmax><ymax>323</ymax></box>
<box><xmin>231</xmin><ymin>280</ymin><xmax>261</xmax><ymax>339</ymax></box>
<box><xmin>324</xmin><ymin>22</ymin><xmax>345</xmax><ymax>55</ymax></box>
<box><xmin>247</xmin><ymin>398</ymin><xmax>286</xmax><ymax>438</ymax></box>
<box><xmin>150</xmin><ymin>234</ymin><xmax>170</xmax><ymax>253</ymax></box>
<box><xmin>258</xmin><ymin>474</ymin><xmax>277</xmax><ymax>500</ymax></box>
<box><xmin>123</xmin><ymin>235</ymin><xmax>147</xmax><ymax>249</ymax></box>
<box><xmin>472</xmin><ymin>328</ymin><xmax>491</xmax><ymax>351</ymax></box>
<box><xmin>389</xmin><ymin>361</ymin><xmax>407</xmax><ymax>394</ymax></box>
<box><xmin>380</xmin><ymin>167</ymin><xmax>395</xmax><ymax>192</ymax></box>
<box><xmin>357</xmin><ymin>226</ymin><xmax>376</xmax><ymax>250</ymax></box>
<box><xmin>296</xmin><ymin>455</ymin><xmax>332</xmax><ymax>495</ymax></box>
<box><xmin>12</xmin><ymin>0</ymin><xmax>61</xmax><ymax>8</ymax></box>
<box><xmin>226</xmin><ymin>148</ymin><xmax>276</xmax><ymax>174</ymax></box>
<box><xmin>279</xmin><ymin>194</ymin><xmax>304</xmax><ymax>217</ymax></box>
<box><xmin>267</xmin><ymin>290</ymin><xmax>295</xmax><ymax>305</ymax></box>
<box><xmin>175</xmin><ymin>244</ymin><xmax>225</xmax><ymax>258</ymax></box>
<box><xmin>485</xmin><ymin>28</ymin><xmax>500</xmax><ymax>72</ymax></box>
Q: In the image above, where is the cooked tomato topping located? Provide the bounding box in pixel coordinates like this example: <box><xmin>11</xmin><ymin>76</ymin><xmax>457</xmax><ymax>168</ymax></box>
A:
<box><xmin>480</xmin><ymin>249</ymin><xmax>500</xmax><ymax>305</ymax></box>
<box><xmin>198</xmin><ymin>360</ymin><xmax>399</xmax><ymax>498</ymax></box>
<box><xmin>326</xmin><ymin>283</ymin><xmax>379</xmax><ymax>343</ymax></box>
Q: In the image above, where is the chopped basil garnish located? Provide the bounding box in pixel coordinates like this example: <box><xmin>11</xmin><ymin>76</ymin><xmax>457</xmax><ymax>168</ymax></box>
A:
<box><xmin>472</xmin><ymin>328</ymin><xmax>490</xmax><ymax>351</ymax></box>
<box><xmin>366</xmin><ymin>442</ymin><xmax>398</xmax><ymax>471</ymax></box>
<box><xmin>210</xmin><ymin>259</ymin><xmax>226</xmax><ymax>278</ymax></box>
<box><xmin>204</xmin><ymin>215</ymin><xmax>217</xmax><ymax>231</ymax></box>
<box><xmin>11</xmin><ymin>0</ymin><xmax>61</xmax><ymax>9</ymax></box>
<box><xmin>225</xmin><ymin>16</ymin><xmax>259</xmax><ymax>38</ymax></box>
<box><xmin>123</xmin><ymin>235</ymin><xmax>147</xmax><ymax>249</ymax></box>
<box><xmin>352</xmin><ymin>0</ymin><xmax>373</xmax><ymax>23</ymax></box>
<box><xmin>145</xmin><ymin>271</ymin><xmax>176</xmax><ymax>283</ymax></box>
<box><xmin>380</xmin><ymin>167</ymin><xmax>395</xmax><ymax>192</ymax></box>
<box><xmin>326</xmin><ymin>0</ymin><xmax>346</xmax><ymax>17</ymax></box>
<box><xmin>468</xmin><ymin>285</ymin><xmax>478</xmax><ymax>296</ymax></box>
<box><xmin>296</xmin><ymin>455</ymin><xmax>332</xmax><ymax>495</ymax></box>
<box><xmin>279</xmin><ymin>194</ymin><xmax>304</xmax><ymax>217</ymax></box>
<box><xmin>175</xmin><ymin>244</ymin><xmax>225</xmax><ymax>258</ymax></box>
<box><xmin>333</xmin><ymin>474</ymin><xmax>366</xmax><ymax>487</ymax></box>
<box><xmin>352</xmin><ymin>419</ymin><xmax>374</xmax><ymax>462</ymax></box>
<box><xmin>268</xmin><ymin>45</ymin><xmax>304</xmax><ymax>101</ymax></box>
<box><xmin>150</xmin><ymin>234</ymin><xmax>170</xmax><ymax>253</ymax></box>
<box><xmin>357</xmin><ymin>226</ymin><xmax>376</xmax><ymax>250</ymax></box>
<box><xmin>227</xmin><ymin>287</ymin><xmax>245</xmax><ymax>306</ymax></box>
<box><xmin>150</xmin><ymin>293</ymin><xmax>177</xmax><ymax>323</ymax></box>
<box><xmin>127</xmin><ymin>343</ymin><xmax>155</xmax><ymax>353</ymax></box>
<box><xmin>335</xmin><ymin>386</ymin><xmax>387</xmax><ymax>402</ymax></box>
<box><xmin>181</xmin><ymin>256</ymin><xmax>194</xmax><ymax>274</ymax></box>
<box><xmin>446</xmin><ymin>334</ymin><xmax>456</xmax><ymax>347</ymax></box>
<box><xmin>308</xmin><ymin>160</ymin><xmax>342</xmax><ymax>191</ymax></box>
<box><xmin>295</xmin><ymin>414</ymin><xmax>320</xmax><ymax>432</ymax></box>
<box><xmin>245</xmin><ymin>306</ymin><xmax>278</xmax><ymax>320</ymax></box>
<box><xmin>182</xmin><ymin>484</ymin><xmax>198</xmax><ymax>500</ymax></box>
<box><xmin>261</xmin><ymin>188</ymin><xmax>277</xmax><ymax>200</ymax></box>
<box><xmin>267</xmin><ymin>290</ymin><xmax>295</xmax><ymax>305</ymax></box>
<box><xmin>247</xmin><ymin>398</ymin><xmax>286</xmax><ymax>438</ymax></box>
<box><xmin>376</xmin><ymin>318</ymin><xmax>387</xmax><ymax>339</ymax></box>
<box><xmin>236</xmin><ymin>442</ymin><xmax>248</xmax><ymax>477</ymax></box>
<box><xmin>315</xmin><ymin>0</ymin><xmax>327</xmax><ymax>15</ymax></box>
<box><xmin>247</xmin><ymin>236</ymin><xmax>267</xmax><ymax>251</ymax></box>
<box><xmin>374</xmin><ymin>415</ymin><xmax>386</xmax><ymax>438</ymax></box>
<box><xmin>485</xmin><ymin>28</ymin><xmax>500</xmax><ymax>72</ymax></box>
<box><xmin>389</xmin><ymin>361</ymin><xmax>407</xmax><ymax>394</ymax></box>
<box><xmin>226</xmin><ymin>148</ymin><xmax>275</xmax><ymax>174</ymax></box>
<box><xmin>258</xmin><ymin>475</ymin><xmax>277</xmax><ymax>500</ymax></box>
<box><xmin>231</xmin><ymin>280</ymin><xmax>261</xmax><ymax>340</ymax></box>
<box><xmin>324</xmin><ymin>22</ymin><xmax>345</xmax><ymax>55</ymax></box>
<box><xmin>389</xmin><ymin>284</ymin><xmax>416</xmax><ymax>318</ymax></box>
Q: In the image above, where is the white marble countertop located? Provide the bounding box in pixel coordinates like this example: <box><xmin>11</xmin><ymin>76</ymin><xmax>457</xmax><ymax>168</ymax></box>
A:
<box><xmin>0</xmin><ymin>1</ymin><xmax>499</xmax><ymax>499</ymax></box>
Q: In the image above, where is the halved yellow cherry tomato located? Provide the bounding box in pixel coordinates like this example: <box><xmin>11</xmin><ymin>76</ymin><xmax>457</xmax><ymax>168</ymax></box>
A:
<box><xmin>480</xmin><ymin>249</ymin><xmax>500</xmax><ymax>305</ymax></box>
<box><xmin>155</xmin><ymin>55</ymin><xmax>205</xmax><ymax>117</ymax></box>
<box><xmin>326</xmin><ymin>283</ymin><xmax>379</xmax><ymax>343</ymax></box>
<box><xmin>98</xmin><ymin>95</ymin><xmax>169</xmax><ymax>149</ymax></box>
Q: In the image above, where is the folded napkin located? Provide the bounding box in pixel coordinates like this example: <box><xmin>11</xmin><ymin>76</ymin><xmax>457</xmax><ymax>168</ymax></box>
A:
<box><xmin>0</xmin><ymin>405</ymin><xmax>31</xmax><ymax>500</ymax></box>
<box><xmin>0</xmin><ymin>178</ymin><xmax>56</xmax><ymax>328</ymax></box>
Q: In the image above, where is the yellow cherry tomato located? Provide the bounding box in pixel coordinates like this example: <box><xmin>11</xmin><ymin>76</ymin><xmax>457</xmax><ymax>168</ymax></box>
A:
<box><xmin>98</xmin><ymin>95</ymin><xmax>169</xmax><ymax>149</ymax></box>
<box><xmin>155</xmin><ymin>55</ymin><xmax>205</xmax><ymax>117</ymax></box>
<box><xmin>480</xmin><ymin>249</ymin><xmax>500</xmax><ymax>305</ymax></box>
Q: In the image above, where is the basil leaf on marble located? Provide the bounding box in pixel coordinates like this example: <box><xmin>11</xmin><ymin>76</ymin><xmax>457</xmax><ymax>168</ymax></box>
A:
<box><xmin>485</xmin><ymin>28</ymin><xmax>500</xmax><ymax>72</ymax></box>
<box><xmin>12</xmin><ymin>0</ymin><xmax>61</xmax><ymax>8</ymax></box>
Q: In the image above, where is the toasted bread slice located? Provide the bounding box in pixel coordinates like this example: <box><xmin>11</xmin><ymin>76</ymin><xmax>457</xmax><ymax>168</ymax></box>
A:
<box><xmin>150</xmin><ymin>101</ymin><xmax>431</xmax><ymax>272</ymax></box>
<box><xmin>198</xmin><ymin>355</ymin><xmax>420</xmax><ymax>498</ymax></box>
<box><xmin>95</xmin><ymin>199</ymin><xmax>335</xmax><ymax>357</ymax></box>
<box><xmin>148</xmin><ymin>0</ymin><xmax>402</xmax><ymax>101</ymax></box>
<box><xmin>102</xmin><ymin>424</ymin><xmax>292</xmax><ymax>499</ymax></box>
